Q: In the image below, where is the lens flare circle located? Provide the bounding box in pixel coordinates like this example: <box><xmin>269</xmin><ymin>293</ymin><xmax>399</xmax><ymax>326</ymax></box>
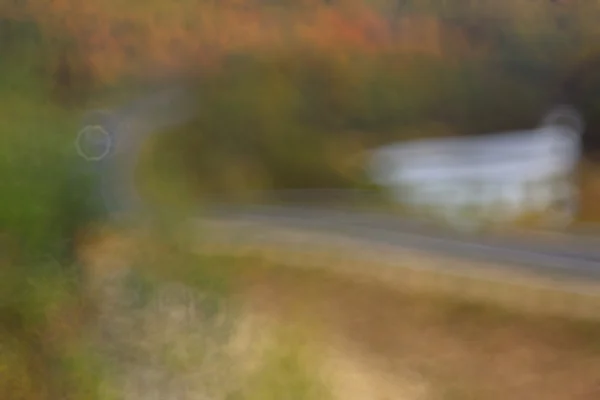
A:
<box><xmin>76</xmin><ymin>125</ymin><xmax>113</xmax><ymax>161</ymax></box>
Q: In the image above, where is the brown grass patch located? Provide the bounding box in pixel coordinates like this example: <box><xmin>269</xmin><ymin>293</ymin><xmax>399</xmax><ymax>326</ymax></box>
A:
<box><xmin>79</xmin><ymin>224</ymin><xmax>600</xmax><ymax>399</ymax></box>
<box><xmin>235</xmin><ymin>261</ymin><xmax>600</xmax><ymax>400</ymax></box>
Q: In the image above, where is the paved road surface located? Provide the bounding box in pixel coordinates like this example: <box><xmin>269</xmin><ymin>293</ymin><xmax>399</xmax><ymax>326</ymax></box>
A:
<box><xmin>201</xmin><ymin>204</ymin><xmax>600</xmax><ymax>281</ymax></box>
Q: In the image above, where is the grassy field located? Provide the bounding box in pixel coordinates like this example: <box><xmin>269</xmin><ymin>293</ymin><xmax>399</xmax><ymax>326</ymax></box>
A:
<box><xmin>73</xmin><ymin>224</ymin><xmax>600</xmax><ymax>400</ymax></box>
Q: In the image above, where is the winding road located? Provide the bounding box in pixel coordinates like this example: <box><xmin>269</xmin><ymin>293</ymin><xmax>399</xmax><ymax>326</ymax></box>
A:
<box><xmin>78</xmin><ymin>87</ymin><xmax>600</xmax><ymax>284</ymax></box>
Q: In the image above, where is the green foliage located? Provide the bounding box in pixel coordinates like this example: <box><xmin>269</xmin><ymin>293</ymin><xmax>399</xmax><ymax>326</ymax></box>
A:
<box><xmin>136</xmin><ymin>42</ymin><xmax>561</xmax><ymax>207</ymax></box>
<box><xmin>0</xmin><ymin>33</ymin><xmax>100</xmax><ymax>264</ymax></box>
<box><xmin>0</xmin><ymin>31</ymin><xmax>103</xmax><ymax>400</ymax></box>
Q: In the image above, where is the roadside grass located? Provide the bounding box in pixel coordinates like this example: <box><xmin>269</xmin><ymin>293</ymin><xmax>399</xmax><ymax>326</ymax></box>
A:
<box><xmin>238</xmin><ymin>323</ymin><xmax>332</xmax><ymax>400</ymax></box>
<box><xmin>0</xmin><ymin>61</ymin><xmax>108</xmax><ymax>399</ymax></box>
<box><xmin>221</xmin><ymin>255</ymin><xmax>600</xmax><ymax>400</ymax></box>
<box><xmin>195</xmin><ymin>220</ymin><xmax>600</xmax><ymax>321</ymax></box>
<box><xmin>89</xmin><ymin>222</ymin><xmax>600</xmax><ymax>400</ymax></box>
<box><xmin>81</xmin><ymin>224</ymin><xmax>333</xmax><ymax>400</ymax></box>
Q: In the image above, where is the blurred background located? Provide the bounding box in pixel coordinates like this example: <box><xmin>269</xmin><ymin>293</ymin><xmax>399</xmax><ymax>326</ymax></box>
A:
<box><xmin>6</xmin><ymin>0</ymin><xmax>600</xmax><ymax>226</ymax></box>
<box><xmin>4</xmin><ymin>1</ymin><xmax>600</xmax><ymax>399</ymax></box>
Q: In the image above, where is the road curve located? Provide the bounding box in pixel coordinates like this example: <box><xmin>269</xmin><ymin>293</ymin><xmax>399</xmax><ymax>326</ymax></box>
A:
<box><xmin>80</xmin><ymin>89</ymin><xmax>600</xmax><ymax>283</ymax></box>
<box><xmin>200</xmin><ymin>204</ymin><xmax>600</xmax><ymax>282</ymax></box>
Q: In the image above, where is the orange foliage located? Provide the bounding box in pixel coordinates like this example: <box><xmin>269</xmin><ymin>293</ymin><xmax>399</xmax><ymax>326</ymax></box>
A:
<box><xmin>10</xmin><ymin>1</ymin><xmax>465</xmax><ymax>84</ymax></box>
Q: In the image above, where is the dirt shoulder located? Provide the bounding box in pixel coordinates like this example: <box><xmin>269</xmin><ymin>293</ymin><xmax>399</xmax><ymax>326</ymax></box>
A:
<box><xmin>238</xmin><ymin>263</ymin><xmax>600</xmax><ymax>400</ymax></box>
